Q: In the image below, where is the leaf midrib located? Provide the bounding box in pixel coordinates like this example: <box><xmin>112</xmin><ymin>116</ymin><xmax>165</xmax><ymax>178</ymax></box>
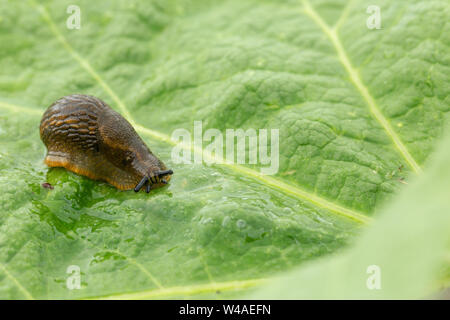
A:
<box><xmin>0</xmin><ymin>100</ymin><xmax>371</xmax><ymax>225</ymax></box>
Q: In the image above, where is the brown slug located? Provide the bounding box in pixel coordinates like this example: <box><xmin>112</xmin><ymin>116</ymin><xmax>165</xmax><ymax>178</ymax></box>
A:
<box><xmin>39</xmin><ymin>94</ymin><xmax>173</xmax><ymax>193</ymax></box>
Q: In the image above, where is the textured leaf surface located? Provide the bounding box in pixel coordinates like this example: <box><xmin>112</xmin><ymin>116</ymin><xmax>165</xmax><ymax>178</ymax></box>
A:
<box><xmin>253</xmin><ymin>133</ymin><xmax>450</xmax><ymax>299</ymax></box>
<box><xmin>0</xmin><ymin>0</ymin><xmax>448</xmax><ymax>299</ymax></box>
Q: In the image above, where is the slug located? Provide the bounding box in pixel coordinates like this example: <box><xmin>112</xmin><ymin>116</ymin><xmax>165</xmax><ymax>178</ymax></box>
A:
<box><xmin>39</xmin><ymin>94</ymin><xmax>173</xmax><ymax>193</ymax></box>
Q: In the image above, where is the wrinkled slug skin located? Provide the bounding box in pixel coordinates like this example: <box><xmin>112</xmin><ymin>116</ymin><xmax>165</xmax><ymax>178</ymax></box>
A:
<box><xmin>39</xmin><ymin>94</ymin><xmax>171</xmax><ymax>191</ymax></box>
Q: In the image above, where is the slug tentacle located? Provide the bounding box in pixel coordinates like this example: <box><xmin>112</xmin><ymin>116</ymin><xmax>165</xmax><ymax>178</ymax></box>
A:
<box><xmin>134</xmin><ymin>176</ymin><xmax>149</xmax><ymax>192</ymax></box>
<box><xmin>156</xmin><ymin>169</ymin><xmax>173</xmax><ymax>177</ymax></box>
<box><xmin>40</xmin><ymin>94</ymin><xmax>173</xmax><ymax>192</ymax></box>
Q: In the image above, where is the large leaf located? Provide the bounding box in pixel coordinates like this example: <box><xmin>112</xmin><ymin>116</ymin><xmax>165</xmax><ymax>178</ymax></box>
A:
<box><xmin>0</xmin><ymin>0</ymin><xmax>448</xmax><ymax>299</ymax></box>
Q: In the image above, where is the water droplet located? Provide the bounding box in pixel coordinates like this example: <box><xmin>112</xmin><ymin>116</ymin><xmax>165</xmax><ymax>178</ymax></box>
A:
<box><xmin>201</xmin><ymin>217</ymin><xmax>213</xmax><ymax>225</ymax></box>
<box><xmin>236</xmin><ymin>219</ymin><xmax>246</xmax><ymax>229</ymax></box>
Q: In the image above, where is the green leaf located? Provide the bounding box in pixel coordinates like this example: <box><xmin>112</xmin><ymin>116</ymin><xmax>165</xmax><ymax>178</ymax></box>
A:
<box><xmin>0</xmin><ymin>0</ymin><xmax>448</xmax><ymax>299</ymax></box>
<box><xmin>253</xmin><ymin>132</ymin><xmax>450</xmax><ymax>299</ymax></box>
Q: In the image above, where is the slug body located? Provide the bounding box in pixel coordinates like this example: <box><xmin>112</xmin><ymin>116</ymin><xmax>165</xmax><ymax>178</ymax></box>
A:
<box><xmin>40</xmin><ymin>94</ymin><xmax>173</xmax><ymax>192</ymax></box>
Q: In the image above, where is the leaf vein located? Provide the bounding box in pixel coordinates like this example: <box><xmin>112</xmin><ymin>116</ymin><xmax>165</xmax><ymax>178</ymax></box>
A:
<box><xmin>90</xmin><ymin>278</ymin><xmax>267</xmax><ymax>300</ymax></box>
<box><xmin>301</xmin><ymin>0</ymin><xmax>422</xmax><ymax>174</ymax></box>
<box><xmin>0</xmin><ymin>262</ymin><xmax>34</xmax><ymax>300</ymax></box>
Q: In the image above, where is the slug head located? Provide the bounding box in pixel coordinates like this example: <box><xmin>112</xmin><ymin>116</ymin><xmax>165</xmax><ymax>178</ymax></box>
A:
<box><xmin>98</xmin><ymin>108</ymin><xmax>173</xmax><ymax>192</ymax></box>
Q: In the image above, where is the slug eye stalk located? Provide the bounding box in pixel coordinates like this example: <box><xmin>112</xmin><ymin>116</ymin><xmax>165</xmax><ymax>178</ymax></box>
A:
<box><xmin>134</xmin><ymin>176</ymin><xmax>148</xmax><ymax>192</ymax></box>
<box><xmin>156</xmin><ymin>169</ymin><xmax>173</xmax><ymax>177</ymax></box>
